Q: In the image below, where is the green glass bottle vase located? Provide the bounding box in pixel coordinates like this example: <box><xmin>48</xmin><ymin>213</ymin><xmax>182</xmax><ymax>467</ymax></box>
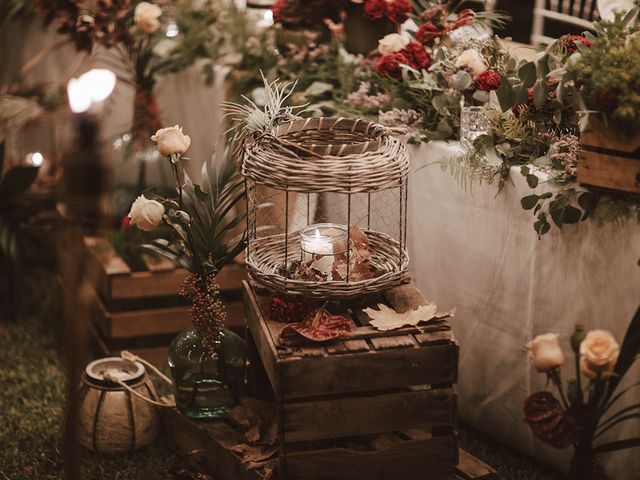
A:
<box><xmin>168</xmin><ymin>326</ymin><xmax>246</xmax><ymax>419</ymax></box>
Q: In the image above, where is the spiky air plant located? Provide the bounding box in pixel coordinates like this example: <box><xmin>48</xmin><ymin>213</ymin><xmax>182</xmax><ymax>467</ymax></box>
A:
<box><xmin>222</xmin><ymin>73</ymin><xmax>310</xmax><ymax>138</ymax></box>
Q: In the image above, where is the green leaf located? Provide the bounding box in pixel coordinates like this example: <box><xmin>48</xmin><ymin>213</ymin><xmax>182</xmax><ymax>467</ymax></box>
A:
<box><xmin>451</xmin><ymin>70</ymin><xmax>473</xmax><ymax>91</ymax></box>
<box><xmin>539</xmin><ymin>192</ymin><xmax>553</xmax><ymax>199</ymax></box>
<box><xmin>578</xmin><ymin>192</ymin><xmax>599</xmax><ymax>220</ymax></box>
<box><xmin>533</xmin><ymin>80</ymin><xmax>548</xmax><ymax>109</ymax></box>
<box><xmin>536</xmin><ymin>54</ymin><xmax>550</xmax><ymax>78</ymax></box>
<box><xmin>592</xmin><ymin>437</ymin><xmax>640</xmax><ymax>455</ymax></box>
<box><xmin>513</xmin><ymin>86</ymin><xmax>529</xmax><ymax>106</ymax></box>
<box><xmin>526</xmin><ymin>174</ymin><xmax>539</xmax><ymax>188</ymax></box>
<box><xmin>520</xmin><ymin>166</ymin><xmax>530</xmax><ymax>176</ymax></box>
<box><xmin>521</xmin><ymin>194</ymin><xmax>539</xmax><ymax>210</ymax></box>
<box><xmin>496</xmin><ymin>75</ymin><xmax>516</xmax><ymax>112</ymax></box>
<box><xmin>563</xmin><ymin>206</ymin><xmax>582</xmax><ymax>224</ymax></box>
<box><xmin>518</xmin><ymin>61</ymin><xmax>537</xmax><ymax>88</ymax></box>
<box><xmin>0</xmin><ymin>165</ymin><xmax>39</xmax><ymax>200</ymax></box>
<box><xmin>534</xmin><ymin>215</ymin><xmax>551</xmax><ymax>236</ymax></box>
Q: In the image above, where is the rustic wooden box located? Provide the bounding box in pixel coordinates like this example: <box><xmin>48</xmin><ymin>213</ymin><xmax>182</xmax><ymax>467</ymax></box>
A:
<box><xmin>578</xmin><ymin>122</ymin><xmax>640</xmax><ymax>194</ymax></box>
<box><xmin>85</xmin><ymin>236</ymin><xmax>246</xmax><ymax>365</ymax></box>
<box><xmin>243</xmin><ymin>280</ymin><xmax>459</xmax><ymax>480</ymax></box>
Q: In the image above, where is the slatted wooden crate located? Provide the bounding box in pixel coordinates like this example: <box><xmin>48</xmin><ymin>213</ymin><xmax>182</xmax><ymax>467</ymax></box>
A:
<box><xmin>85</xmin><ymin>236</ymin><xmax>246</xmax><ymax>366</ymax></box>
<box><xmin>243</xmin><ymin>280</ymin><xmax>459</xmax><ymax>480</ymax></box>
<box><xmin>578</xmin><ymin>122</ymin><xmax>640</xmax><ymax>194</ymax></box>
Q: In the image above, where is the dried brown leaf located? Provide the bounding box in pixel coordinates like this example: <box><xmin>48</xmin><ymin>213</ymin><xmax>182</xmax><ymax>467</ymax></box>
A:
<box><xmin>364</xmin><ymin>303</ymin><xmax>438</xmax><ymax>331</ymax></box>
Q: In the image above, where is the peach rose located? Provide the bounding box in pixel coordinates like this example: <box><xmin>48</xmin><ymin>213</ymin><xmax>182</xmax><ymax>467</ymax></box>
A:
<box><xmin>151</xmin><ymin>125</ymin><xmax>191</xmax><ymax>157</ymax></box>
<box><xmin>580</xmin><ymin>329</ymin><xmax>620</xmax><ymax>379</ymax></box>
<box><xmin>527</xmin><ymin>333</ymin><xmax>565</xmax><ymax>373</ymax></box>
<box><xmin>134</xmin><ymin>2</ymin><xmax>162</xmax><ymax>34</ymax></box>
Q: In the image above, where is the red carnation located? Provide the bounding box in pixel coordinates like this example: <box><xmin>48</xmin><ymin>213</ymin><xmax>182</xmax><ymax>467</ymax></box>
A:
<box><xmin>387</xmin><ymin>0</ymin><xmax>412</xmax><ymax>24</ymax></box>
<box><xmin>416</xmin><ymin>22</ymin><xmax>442</xmax><ymax>46</ymax></box>
<box><xmin>474</xmin><ymin>70</ymin><xmax>501</xmax><ymax>92</ymax></box>
<box><xmin>402</xmin><ymin>40</ymin><xmax>432</xmax><ymax>70</ymax></box>
<box><xmin>560</xmin><ymin>34</ymin><xmax>592</xmax><ymax>55</ymax></box>
<box><xmin>375</xmin><ymin>52</ymin><xmax>410</xmax><ymax>78</ymax></box>
<box><xmin>364</xmin><ymin>0</ymin><xmax>387</xmax><ymax>21</ymax></box>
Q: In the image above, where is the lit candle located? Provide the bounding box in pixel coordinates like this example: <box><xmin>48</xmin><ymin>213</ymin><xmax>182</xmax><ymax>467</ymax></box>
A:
<box><xmin>300</xmin><ymin>223</ymin><xmax>347</xmax><ymax>276</ymax></box>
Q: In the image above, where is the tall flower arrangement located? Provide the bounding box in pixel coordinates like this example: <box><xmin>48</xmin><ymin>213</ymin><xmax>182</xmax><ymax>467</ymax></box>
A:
<box><xmin>524</xmin><ymin>308</ymin><xmax>640</xmax><ymax>480</ymax></box>
<box><xmin>126</xmin><ymin>125</ymin><xmax>249</xmax><ymax>355</ymax></box>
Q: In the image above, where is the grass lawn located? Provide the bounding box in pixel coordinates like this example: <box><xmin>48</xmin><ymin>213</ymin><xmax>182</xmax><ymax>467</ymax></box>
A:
<box><xmin>0</xmin><ymin>306</ymin><xmax>566</xmax><ymax>479</ymax></box>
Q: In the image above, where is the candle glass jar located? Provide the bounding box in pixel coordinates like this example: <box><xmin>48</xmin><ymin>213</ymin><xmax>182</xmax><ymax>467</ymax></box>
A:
<box><xmin>460</xmin><ymin>106</ymin><xmax>490</xmax><ymax>145</ymax></box>
<box><xmin>299</xmin><ymin>223</ymin><xmax>348</xmax><ymax>278</ymax></box>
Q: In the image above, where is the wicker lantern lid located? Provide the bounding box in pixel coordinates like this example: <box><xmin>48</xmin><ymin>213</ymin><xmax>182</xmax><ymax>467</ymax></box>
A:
<box><xmin>242</xmin><ymin>117</ymin><xmax>410</xmax><ymax>194</ymax></box>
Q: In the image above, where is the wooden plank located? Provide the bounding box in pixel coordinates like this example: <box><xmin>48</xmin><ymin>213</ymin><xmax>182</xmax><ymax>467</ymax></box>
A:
<box><xmin>243</xmin><ymin>281</ymin><xmax>281</xmax><ymax>399</ymax></box>
<box><xmin>581</xmin><ymin>120</ymin><xmax>640</xmax><ymax>153</ymax></box>
<box><xmin>370</xmin><ymin>335</ymin><xmax>416</xmax><ymax>350</ymax></box>
<box><xmin>577</xmin><ymin>150</ymin><xmax>640</xmax><ymax>194</ymax></box>
<box><xmin>162</xmin><ymin>409</ymin><xmax>265</xmax><ymax>480</ymax></box>
<box><xmin>91</xmin><ymin>325</ymin><xmax>170</xmax><ymax>367</ymax></box>
<box><xmin>97</xmin><ymin>304</ymin><xmax>191</xmax><ymax>339</ymax></box>
<box><xmin>456</xmin><ymin>449</ymin><xmax>499</xmax><ymax>480</ymax></box>
<box><xmin>343</xmin><ymin>339</ymin><xmax>369</xmax><ymax>353</ymax></box>
<box><xmin>84</xmin><ymin>236</ymin><xmax>131</xmax><ymax>275</ymax></box>
<box><xmin>283</xmin><ymin>388</ymin><xmax>455</xmax><ymax>443</ymax></box>
<box><xmin>285</xmin><ymin>435</ymin><xmax>456</xmax><ymax>480</ymax></box>
<box><xmin>110</xmin><ymin>269</ymin><xmax>190</xmax><ymax>299</ymax></box>
<box><xmin>279</xmin><ymin>343</ymin><xmax>458</xmax><ymax>400</ymax></box>
<box><xmin>415</xmin><ymin>329</ymin><xmax>454</xmax><ymax>346</ymax></box>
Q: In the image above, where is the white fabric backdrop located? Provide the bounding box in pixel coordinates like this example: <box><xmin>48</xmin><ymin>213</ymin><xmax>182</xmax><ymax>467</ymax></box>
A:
<box><xmin>407</xmin><ymin>141</ymin><xmax>640</xmax><ymax>479</ymax></box>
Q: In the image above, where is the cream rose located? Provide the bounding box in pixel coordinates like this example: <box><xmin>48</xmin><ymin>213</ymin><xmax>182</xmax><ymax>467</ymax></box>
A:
<box><xmin>128</xmin><ymin>195</ymin><xmax>165</xmax><ymax>232</ymax></box>
<box><xmin>378</xmin><ymin>33</ymin><xmax>410</xmax><ymax>55</ymax></box>
<box><xmin>580</xmin><ymin>329</ymin><xmax>620</xmax><ymax>379</ymax></box>
<box><xmin>151</xmin><ymin>125</ymin><xmax>191</xmax><ymax>157</ymax></box>
<box><xmin>527</xmin><ymin>333</ymin><xmax>565</xmax><ymax>373</ymax></box>
<box><xmin>455</xmin><ymin>49</ymin><xmax>487</xmax><ymax>77</ymax></box>
<box><xmin>134</xmin><ymin>2</ymin><xmax>162</xmax><ymax>34</ymax></box>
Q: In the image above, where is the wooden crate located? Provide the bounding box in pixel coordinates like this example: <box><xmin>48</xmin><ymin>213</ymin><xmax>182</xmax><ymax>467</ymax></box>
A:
<box><xmin>163</xmin><ymin>410</ymin><xmax>497</xmax><ymax>480</ymax></box>
<box><xmin>243</xmin><ymin>280</ymin><xmax>459</xmax><ymax>480</ymax></box>
<box><xmin>578</xmin><ymin>122</ymin><xmax>640</xmax><ymax>194</ymax></box>
<box><xmin>85</xmin><ymin>236</ymin><xmax>246</xmax><ymax>366</ymax></box>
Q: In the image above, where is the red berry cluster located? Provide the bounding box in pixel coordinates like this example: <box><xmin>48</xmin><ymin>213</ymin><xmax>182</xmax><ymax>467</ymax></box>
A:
<box><xmin>268</xmin><ymin>294</ymin><xmax>318</xmax><ymax>324</ymax></box>
<box><xmin>180</xmin><ymin>273</ymin><xmax>227</xmax><ymax>358</ymax></box>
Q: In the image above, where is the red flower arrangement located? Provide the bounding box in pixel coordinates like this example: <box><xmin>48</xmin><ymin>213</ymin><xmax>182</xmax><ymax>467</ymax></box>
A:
<box><xmin>559</xmin><ymin>34</ymin><xmax>592</xmax><ymax>55</ymax></box>
<box><xmin>375</xmin><ymin>40</ymin><xmax>431</xmax><ymax>78</ymax></box>
<box><xmin>474</xmin><ymin>70</ymin><xmax>501</xmax><ymax>92</ymax></box>
<box><xmin>363</xmin><ymin>0</ymin><xmax>412</xmax><ymax>25</ymax></box>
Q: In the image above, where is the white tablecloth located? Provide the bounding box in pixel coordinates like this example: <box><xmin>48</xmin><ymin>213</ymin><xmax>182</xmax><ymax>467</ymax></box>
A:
<box><xmin>407</xmin><ymin>141</ymin><xmax>640</xmax><ymax>479</ymax></box>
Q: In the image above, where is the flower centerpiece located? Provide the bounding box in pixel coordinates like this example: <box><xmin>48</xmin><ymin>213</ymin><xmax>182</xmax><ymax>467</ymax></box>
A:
<box><xmin>126</xmin><ymin>125</ymin><xmax>251</xmax><ymax>419</ymax></box>
<box><xmin>524</xmin><ymin>308</ymin><xmax>640</xmax><ymax>479</ymax></box>
<box><xmin>32</xmin><ymin>0</ymin><xmax>224</xmax><ymax>189</ymax></box>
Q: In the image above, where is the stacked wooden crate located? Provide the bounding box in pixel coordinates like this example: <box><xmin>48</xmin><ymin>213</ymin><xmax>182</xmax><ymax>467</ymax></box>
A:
<box><xmin>243</xmin><ymin>281</ymin><xmax>459</xmax><ymax>480</ymax></box>
<box><xmin>85</xmin><ymin>236</ymin><xmax>245</xmax><ymax>366</ymax></box>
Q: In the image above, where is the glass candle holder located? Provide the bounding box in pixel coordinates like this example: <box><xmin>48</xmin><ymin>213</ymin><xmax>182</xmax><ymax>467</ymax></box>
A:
<box><xmin>460</xmin><ymin>106</ymin><xmax>490</xmax><ymax>144</ymax></box>
<box><xmin>300</xmin><ymin>223</ymin><xmax>348</xmax><ymax>276</ymax></box>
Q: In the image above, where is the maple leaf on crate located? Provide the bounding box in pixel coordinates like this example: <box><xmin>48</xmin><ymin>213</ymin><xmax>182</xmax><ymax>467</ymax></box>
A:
<box><xmin>364</xmin><ymin>303</ymin><xmax>456</xmax><ymax>331</ymax></box>
<box><xmin>280</xmin><ymin>306</ymin><xmax>352</xmax><ymax>343</ymax></box>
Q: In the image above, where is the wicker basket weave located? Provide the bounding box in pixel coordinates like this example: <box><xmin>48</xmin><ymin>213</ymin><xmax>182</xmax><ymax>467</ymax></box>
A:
<box><xmin>242</xmin><ymin>117</ymin><xmax>410</xmax><ymax>299</ymax></box>
<box><xmin>242</xmin><ymin>117</ymin><xmax>410</xmax><ymax>194</ymax></box>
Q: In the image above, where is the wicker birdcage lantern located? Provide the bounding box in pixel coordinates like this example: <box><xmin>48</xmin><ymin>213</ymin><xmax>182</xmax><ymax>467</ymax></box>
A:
<box><xmin>242</xmin><ymin>117</ymin><xmax>410</xmax><ymax>300</ymax></box>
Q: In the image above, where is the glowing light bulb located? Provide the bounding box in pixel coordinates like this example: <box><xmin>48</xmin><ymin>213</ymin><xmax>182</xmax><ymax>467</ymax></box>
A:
<box><xmin>26</xmin><ymin>152</ymin><xmax>44</xmax><ymax>166</ymax></box>
<box><xmin>67</xmin><ymin>68</ymin><xmax>117</xmax><ymax>113</ymax></box>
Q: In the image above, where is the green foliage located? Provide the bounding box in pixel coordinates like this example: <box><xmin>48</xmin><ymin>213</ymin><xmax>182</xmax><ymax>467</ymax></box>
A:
<box><xmin>143</xmin><ymin>141</ymin><xmax>251</xmax><ymax>276</ymax></box>
<box><xmin>565</xmin><ymin>9</ymin><xmax>640</xmax><ymax>132</ymax></box>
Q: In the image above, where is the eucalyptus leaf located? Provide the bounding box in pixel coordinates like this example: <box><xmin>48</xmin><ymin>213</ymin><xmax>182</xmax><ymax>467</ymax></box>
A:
<box><xmin>533</xmin><ymin>80</ymin><xmax>548</xmax><ymax>109</ymax></box>
<box><xmin>521</xmin><ymin>194</ymin><xmax>539</xmax><ymax>210</ymax></box>
<box><xmin>518</xmin><ymin>61</ymin><xmax>537</xmax><ymax>88</ymax></box>
<box><xmin>526</xmin><ymin>174</ymin><xmax>539</xmax><ymax>188</ymax></box>
<box><xmin>496</xmin><ymin>74</ymin><xmax>516</xmax><ymax>112</ymax></box>
<box><xmin>451</xmin><ymin>70</ymin><xmax>473</xmax><ymax>91</ymax></box>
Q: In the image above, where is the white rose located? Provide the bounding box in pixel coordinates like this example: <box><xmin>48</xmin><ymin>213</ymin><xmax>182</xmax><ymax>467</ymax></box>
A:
<box><xmin>455</xmin><ymin>49</ymin><xmax>487</xmax><ymax>77</ymax></box>
<box><xmin>151</xmin><ymin>125</ymin><xmax>191</xmax><ymax>157</ymax></box>
<box><xmin>527</xmin><ymin>333</ymin><xmax>565</xmax><ymax>373</ymax></box>
<box><xmin>128</xmin><ymin>195</ymin><xmax>165</xmax><ymax>232</ymax></box>
<box><xmin>378</xmin><ymin>33</ymin><xmax>410</xmax><ymax>56</ymax></box>
<box><xmin>134</xmin><ymin>2</ymin><xmax>162</xmax><ymax>34</ymax></box>
<box><xmin>580</xmin><ymin>329</ymin><xmax>620</xmax><ymax>379</ymax></box>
